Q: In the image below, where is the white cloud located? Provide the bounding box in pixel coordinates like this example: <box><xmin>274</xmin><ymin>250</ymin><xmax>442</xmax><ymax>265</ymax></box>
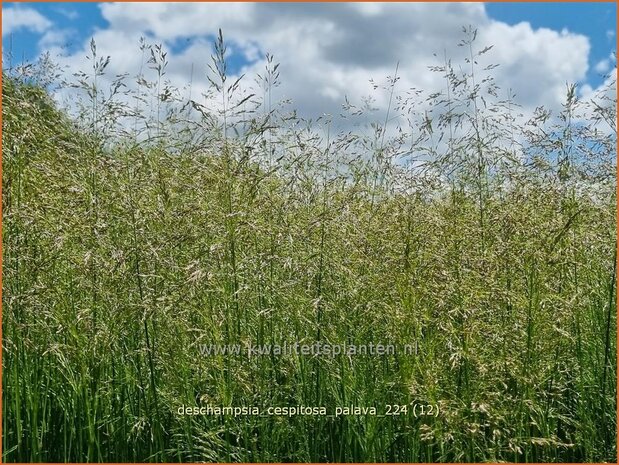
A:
<box><xmin>477</xmin><ymin>21</ymin><xmax>589</xmax><ymax>105</ymax></box>
<box><xmin>3</xmin><ymin>6</ymin><xmax>52</xmax><ymax>36</ymax></box>
<box><xmin>38</xmin><ymin>28</ymin><xmax>73</xmax><ymax>49</ymax></box>
<box><xmin>582</xmin><ymin>62</ymin><xmax>616</xmax><ymax>101</ymax></box>
<box><xmin>355</xmin><ymin>3</ymin><xmax>383</xmax><ymax>17</ymax></box>
<box><xmin>55</xmin><ymin>7</ymin><xmax>79</xmax><ymax>21</ymax></box>
<box><xmin>594</xmin><ymin>51</ymin><xmax>616</xmax><ymax>75</ymax></box>
<box><xmin>43</xmin><ymin>2</ymin><xmax>596</xmax><ymax>127</ymax></box>
<box><xmin>579</xmin><ymin>67</ymin><xmax>616</xmax><ymax>136</ymax></box>
<box><xmin>595</xmin><ymin>59</ymin><xmax>610</xmax><ymax>74</ymax></box>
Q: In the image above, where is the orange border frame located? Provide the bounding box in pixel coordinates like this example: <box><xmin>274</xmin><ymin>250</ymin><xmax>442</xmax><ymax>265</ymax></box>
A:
<box><xmin>0</xmin><ymin>1</ymin><xmax>616</xmax><ymax>464</ymax></box>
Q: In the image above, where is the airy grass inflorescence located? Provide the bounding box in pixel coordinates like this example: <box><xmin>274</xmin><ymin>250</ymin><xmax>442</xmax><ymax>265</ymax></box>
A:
<box><xmin>2</xmin><ymin>29</ymin><xmax>616</xmax><ymax>462</ymax></box>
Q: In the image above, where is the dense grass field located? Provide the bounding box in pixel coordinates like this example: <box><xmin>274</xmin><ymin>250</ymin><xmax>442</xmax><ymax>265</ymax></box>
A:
<box><xmin>2</xmin><ymin>32</ymin><xmax>617</xmax><ymax>462</ymax></box>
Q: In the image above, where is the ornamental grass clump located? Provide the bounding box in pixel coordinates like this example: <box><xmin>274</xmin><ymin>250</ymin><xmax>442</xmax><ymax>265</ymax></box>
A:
<box><xmin>2</xmin><ymin>29</ymin><xmax>616</xmax><ymax>462</ymax></box>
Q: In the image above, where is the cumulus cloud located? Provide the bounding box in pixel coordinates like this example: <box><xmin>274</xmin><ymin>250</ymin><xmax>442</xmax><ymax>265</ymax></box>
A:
<box><xmin>3</xmin><ymin>6</ymin><xmax>52</xmax><ymax>36</ymax></box>
<box><xmin>478</xmin><ymin>23</ymin><xmax>589</xmax><ymax>105</ymax></box>
<box><xmin>578</xmin><ymin>66</ymin><xmax>617</xmax><ymax>137</ymax></box>
<box><xmin>594</xmin><ymin>51</ymin><xmax>616</xmax><ymax>75</ymax></box>
<box><xmin>43</xmin><ymin>2</ymin><xmax>596</xmax><ymax>125</ymax></box>
<box><xmin>595</xmin><ymin>58</ymin><xmax>611</xmax><ymax>74</ymax></box>
<box><xmin>55</xmin><ymin>7</ymin><xmax>79</xmax><ymax>21</ymax></box>
<box><xmin>38</xmin><ymin>28</ymin><xmax>75</xmax><ymax>49</ymax></box>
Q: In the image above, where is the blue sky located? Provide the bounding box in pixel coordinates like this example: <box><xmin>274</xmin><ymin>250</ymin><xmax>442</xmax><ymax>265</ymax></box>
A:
<box><xmin>2</xmin><ymin>2</ymin><xmax>616</xmax><ymax>121</ymax></box>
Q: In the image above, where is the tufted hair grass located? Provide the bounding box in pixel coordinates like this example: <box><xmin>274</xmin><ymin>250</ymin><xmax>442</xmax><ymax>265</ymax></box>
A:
<box><xmin>2</xmin><ymin>29</ymin><xmax>616</xmax><ymax>462</ymax></box>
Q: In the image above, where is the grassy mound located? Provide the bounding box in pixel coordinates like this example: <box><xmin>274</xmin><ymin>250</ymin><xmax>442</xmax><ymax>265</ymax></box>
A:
<box><xmin>2</xmin><ymin>36</ymin><xmax>617</xmax><ymax>463</ymax></box>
